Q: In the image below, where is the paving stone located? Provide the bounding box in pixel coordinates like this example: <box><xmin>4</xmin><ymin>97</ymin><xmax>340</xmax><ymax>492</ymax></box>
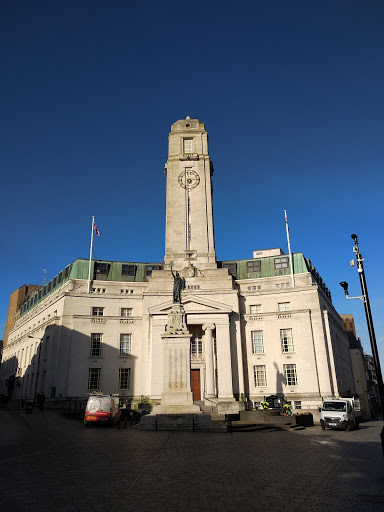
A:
<box><xmin>0</xmin><ymin>405</ymin><xmax>383</xmax><ymax>512</ymax></box>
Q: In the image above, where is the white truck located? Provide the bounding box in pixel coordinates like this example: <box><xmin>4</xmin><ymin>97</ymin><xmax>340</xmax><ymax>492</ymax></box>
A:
<box><xmin>320</xmin><ymin>398</ymin><xmax>360</xmax><ymax>431</ymax></box>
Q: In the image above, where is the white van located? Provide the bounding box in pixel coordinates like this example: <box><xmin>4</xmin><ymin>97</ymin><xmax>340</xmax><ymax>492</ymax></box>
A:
<box><xmin>320</xmin><ymin>398</ymin><xmax>359</xmax><ymax>431</ymax></box>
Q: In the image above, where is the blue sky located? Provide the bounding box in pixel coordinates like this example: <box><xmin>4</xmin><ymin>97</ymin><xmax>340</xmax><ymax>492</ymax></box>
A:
<box><xmin>1</xmin><ymin>1</ymin><xmax>383</xmax><ymax>364</ymax></box>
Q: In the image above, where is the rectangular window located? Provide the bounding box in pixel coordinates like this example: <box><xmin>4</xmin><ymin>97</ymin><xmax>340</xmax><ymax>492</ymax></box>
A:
<box><xmin>183</xmin><ymin>138</ymin><xmax>194</xmax><ymax>154</ymax></box>
<box><xmin>120</xmin><ymin>334</ymin><xmax>132</xmax><ymax>356</ymax></box>
<box><xmin>122</xmin><ymin>264</ymin><xmax>136</xmax><ymax>276</ymax></box>
<box><xmin>284</xmin><ymin>364</ymin><xmax>298</xmax><ymax>386</ymax></box>
<box><xmin>281</xmin><ymin>328</ymin><xmax>294</xmax><ymax>352</ymax></box>
<box><xmin>247</xmin><ymin>260</ymin><xmax>261</xmax><ymax>273</ymax></box>
<box><xmin>118</xmin><ymin>368</ymin><xmax>131</xmax><ymax>390</ymax></box>
<box><xmin>58</xmin><ymin>272</ymin><xmax>63</xmax><ymax>283</ymax></box>
<box><xmin>250</xmin><ymin>304</ymin><xmax>262</xmax><ymax>314</ymax></box>
<box><xmin>64</xmin><ymin>266</ymin><xmax>70</xmax><ymax>278</ymax></box>
<box><xmin>88</xmin><ymin>368</ymin><xmax>101</xmax><ymax>390</ymax></box>
<box><xmin>191</xmin><ymin>333</ymin><xmax>203</xmax><ymax>355</ymax></box>
<box><xmin>294</xmin><ymin>401</ymin><xmax>302</xmax><ymax>409</ymax></box>
<box><xmin>254</xmin><ymin>365</ymin><xmax>267</xmax><ymax>387</ymax></box>
<box><xmin>52</xmin><ymin>277</ymin><xmax>57</xmax><ymax>288</ymax></box>
<box><xmin>48</xmin><ymin>282</ymin><xmax>52</xmax><ymax>292</ymax></box>
<box><xmin>251</xmin><ymin>331</ymin><xmax>264</xmax><ymax>354</ymax></box>
<box><xmin>274</xmin><ymin>257</ymin><xmax>289</xmax><ymax>270</ymax></box>
<box><xmin>146</xmin><ymin>265</ymin><xmax>161</xmax><ymax>276</ymax></box>
<box><xmin>121</xmin><ymin>308</ymin><xmax>132</xmax><ymax>317</ymax></box>
<box><xmin>278</xmin><ymin>302</ymin><xmax>291</xmax><ymax>312</ymax></box>
<box><xmin>222</xmin><ymin>262</ymin><xmax>237</xmax><ymax>275</ymax></box>
<box><xmin>90</xmin><ymin>334</ymin><xmax>102</xmax><ymax>357</ymax></box>
<box><xmin>92</xmin><ymin>307</ymin><xmax>104</xmax><ymax>316</ymax></box>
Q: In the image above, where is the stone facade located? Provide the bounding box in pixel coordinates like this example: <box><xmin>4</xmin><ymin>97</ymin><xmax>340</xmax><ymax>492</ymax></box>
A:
<box><xmin>0</xmin><ymin>118</ymin><xmax>358</xmax><ymax>413</ymax></box>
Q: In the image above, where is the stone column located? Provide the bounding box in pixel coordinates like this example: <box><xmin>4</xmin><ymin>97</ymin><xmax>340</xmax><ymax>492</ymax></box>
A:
<box><xmin>203</xmin><ymin>324</ymin><xmax>215</xmax><ymax>398</ymax></box>
<box><xmin>215</xmin><ymin>319</ymin><xmax>234</xmax><ymax>399</ymax></box>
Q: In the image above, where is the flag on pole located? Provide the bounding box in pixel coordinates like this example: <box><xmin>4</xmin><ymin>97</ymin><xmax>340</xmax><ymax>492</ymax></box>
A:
<box><xmin>93</xmin><ymin>222</ymin><xmax>101</xmax><ymax>236</ymax></box>
<box><xmin>284</xmin><ymin>212</ymin><xmax>291</xmax><ymax>232</ymax></box>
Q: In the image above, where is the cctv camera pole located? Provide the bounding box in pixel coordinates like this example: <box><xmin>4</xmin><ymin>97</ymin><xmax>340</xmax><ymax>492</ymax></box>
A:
<box><xmin>351</xmin><ymin>235</ymin><xmax>384</xmax><ymax>422</ymax></box>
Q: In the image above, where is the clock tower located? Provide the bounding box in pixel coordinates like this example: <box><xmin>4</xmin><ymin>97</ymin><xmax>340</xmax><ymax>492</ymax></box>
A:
<box><xmin>164</xmin><ymin>117</ymin><xmax>217</xmax><ymax>270</ymax></box>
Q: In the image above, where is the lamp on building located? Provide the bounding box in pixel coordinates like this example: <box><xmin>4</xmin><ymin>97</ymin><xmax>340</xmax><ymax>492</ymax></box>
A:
<box><xmin>28</xmin><ymin>335</ymin><xmax>43</xmax><ymax>400</ymax></box>
<box><xmin>340</xmin><ymin>234</ymin><xmax>384</xmax><ymax>454</ymax></box>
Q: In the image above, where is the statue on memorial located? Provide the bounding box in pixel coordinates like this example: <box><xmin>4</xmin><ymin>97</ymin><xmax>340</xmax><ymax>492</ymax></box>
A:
<box><xmin>169</xmin><ymin>262</ymin><xmax>185</xmax><ymax>304</ymax></box>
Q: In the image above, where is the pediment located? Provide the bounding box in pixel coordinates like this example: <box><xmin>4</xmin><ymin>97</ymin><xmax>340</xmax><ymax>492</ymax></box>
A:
<box><xmin>148</xmin><ymin>295</ymin><xmax>233</xmax><ymax>315</ymax></box>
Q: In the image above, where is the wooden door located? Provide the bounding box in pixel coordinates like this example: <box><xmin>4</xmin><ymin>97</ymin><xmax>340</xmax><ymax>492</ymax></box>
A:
<box><xmin>191</xmin><ymin>369</ymin><xmax>201</xmax><ymax>401</ymax></box>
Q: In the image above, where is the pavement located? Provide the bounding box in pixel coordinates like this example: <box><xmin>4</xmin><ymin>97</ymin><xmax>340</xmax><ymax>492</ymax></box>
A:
<box><xmin>0</xmin><ymin>401</ymin><xmax>383</xmax><ymax>512</ymax></box>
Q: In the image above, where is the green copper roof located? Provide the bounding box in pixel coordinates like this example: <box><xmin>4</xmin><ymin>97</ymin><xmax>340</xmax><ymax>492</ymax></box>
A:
<box><xmin>18</xmin><ymin>252</ymin><xmax>331</xmax><ymax>319</ymax></box>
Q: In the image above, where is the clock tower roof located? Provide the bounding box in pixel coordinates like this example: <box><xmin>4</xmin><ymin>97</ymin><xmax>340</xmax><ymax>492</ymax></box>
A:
<box><xmin>170</xmin><ymin>117</ymin><xmax>206</xmax><ymax>134</ymax></box>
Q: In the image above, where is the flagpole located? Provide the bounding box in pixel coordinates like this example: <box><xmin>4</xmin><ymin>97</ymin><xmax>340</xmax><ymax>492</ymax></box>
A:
<box><xmin>87</xmin><ymin>216</ymin><xmax>95</xmax><ymax>294</ymax></box>
<box><xmin>284</xmin><ymin>210</ymin><xmax>295</xmax><ymax>289</ymax></box>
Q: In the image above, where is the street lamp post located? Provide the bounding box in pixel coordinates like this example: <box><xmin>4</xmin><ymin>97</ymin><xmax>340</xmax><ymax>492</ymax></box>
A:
<box><xmin>339</xmin><ymin>234</ymin><xmax>384</xmax><ymax>454</ymax></box>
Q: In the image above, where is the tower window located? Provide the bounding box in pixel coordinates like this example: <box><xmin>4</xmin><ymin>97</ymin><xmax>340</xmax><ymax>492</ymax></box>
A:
<box><xmin>183</xmin><ymin>138</ymin><xmax>194</xmax><ymax>154</ymax></box>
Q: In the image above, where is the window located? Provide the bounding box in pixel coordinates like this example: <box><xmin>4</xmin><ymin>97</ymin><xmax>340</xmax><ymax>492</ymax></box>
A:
<box><xmin>94</xmin><ymin>262</ymin><xmax>109</xmax><ymax>279</ymax></box>
<box><xmin>118</xmin><ymin>368</ymin><xmax>131</xmax><ymax>390</ymax></box>
<box><xmin>294</xmin><ymin>401</ymin><xmax>302</xmax><ymax>409</ymax></box>
<box><xmin>146</xmin><ymin>265</ymin><xmax>161</xmax><ymax>276</ymax></box>
<box><xmin>278</xmin><ymin>302</ymin><xmax>291</xmax><ymax>312</ymax></box>
<box><xmin>252</xmin><ymin>331</ymin><xmax>264</xmax><ymax>354</ymax></box>
<box><xmin>281</xmin><ymin>328</ymin><xmax>294</xmax><ymax>352</ymax></box>
<box><xmin>191</xmin><ymin>333</ymin><xmax>203</xmax><ymax>355</ymax></box>
<box><xmin>92</xmin><ymin>307</ymin><xmax>104</xmax><ymax>316</ymax></box>
<box><xmin>121</xmin><ymin>308</ymin><xmax>132</xmax><ymax>317</ymax></box>
<box><xmin>122</xmin><ymin>264</ymin><xmax>136</xmax><ymax>276</ymax></box>
<box><xmin>284</xmin><ymin>364</ymin><xmax>297</xmax><ymax>386</ymax></box>
<box><xmin>254</xmin><ymin>365</ymin><xmax>267</xmax><ymax>387</ymax></box>
<box><xmin>120</xmin><ymin>334</ymin><xmax>132</xmax><ymax>356</ymax></box>
<box><xmin>247</xmin><ymin>260</ymin><xmax>261</xmax><ymax>273</ymax></box>
<box><xmin>183</xmin><ymin>138</ymin><xmax>194</xmax><ymax>154</ymax></box>
<box><xmin>58</xmin><ymin>272</ymin><xmax>63</xmax><ymax>283</ymax></box>
<box><xmin>88</xmin><ymin>368</ymin><xmax>101</xmax><ymax>390</ymax></box>
<box><xmin>48</xmin><ymin>282</ymin><xmax>51</xmax><ymax>292</ymax></box>
<box><xmin>52</xmin><ymin>277</ymin><xmax>57</xmax><ymax>288</ymax></box>
<box><xmin>250</xmin><ymin>304</ymin><xmax>262</xmax><ymax>314</ymax></box>
<box><xmin>247</xmin><ymin>285</ymin><xmax>262</xmax><ymax>291</ymax></box>
<box><xmin>90</xmin><ymin>334</ymin><xmax>102</xmax><ymax>357</ymax></box>
<box><xmin>222</xmin><ymin>262</ymin><xmax>237</xmax><ymax>275</ymax></box>
<box><xmin>274</xmin><ymin>257</ymin><xmax>289</xmax><ymax>270</ymax></box>
<box><xmin>64</xmin><ymin>266</ymin><xmax>70</xmax><ymax>278</ymax></box>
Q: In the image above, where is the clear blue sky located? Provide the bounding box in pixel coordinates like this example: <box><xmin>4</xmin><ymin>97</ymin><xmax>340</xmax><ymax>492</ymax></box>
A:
<box><xmin>1</xmin><ymin>1</ymin><xmax>383</xmax><ymax>364</ymax></box>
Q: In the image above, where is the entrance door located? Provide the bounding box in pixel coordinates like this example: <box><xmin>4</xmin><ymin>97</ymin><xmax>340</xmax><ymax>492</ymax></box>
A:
<box><xmin>191</xmin><ymin>369</ymin><xmax>201</xmax><ymax>401</ymax></box>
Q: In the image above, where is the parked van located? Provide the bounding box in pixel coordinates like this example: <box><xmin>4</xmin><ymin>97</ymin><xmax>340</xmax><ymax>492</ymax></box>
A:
<box><xmin>320</xmin><ymin>398</ymin><xmax>360</xmax><ymax>431</ymax></box>
<box><xmin>84</xmin><ymin>393</ymin><xmax>121</xmax><ymax>426</ymax></box>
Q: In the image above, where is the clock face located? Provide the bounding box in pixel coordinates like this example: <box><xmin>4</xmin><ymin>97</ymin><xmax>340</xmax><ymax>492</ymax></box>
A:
<box><xmin>178</xmin><ymin>169</ymin><xmax>200</xmax><ymax>190</ymax></box>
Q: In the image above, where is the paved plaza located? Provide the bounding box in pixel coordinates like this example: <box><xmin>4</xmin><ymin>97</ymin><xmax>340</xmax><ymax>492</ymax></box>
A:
<box><xmin>0</xmin><ymin>405</ymin><xmax>383</xmax><ymax>512</ymax></box>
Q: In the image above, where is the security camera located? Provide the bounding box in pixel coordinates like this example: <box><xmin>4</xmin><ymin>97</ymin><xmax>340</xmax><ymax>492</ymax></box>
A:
<box><xmin>353</xmin><ymin>246</ymin><xmax>358</xmax><ymax>253</ymax></box>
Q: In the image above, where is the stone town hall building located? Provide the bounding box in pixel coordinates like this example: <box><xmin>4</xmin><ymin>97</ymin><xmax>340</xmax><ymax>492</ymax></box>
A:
<box><xmin>0</xmin><ymin>117</ymin><xmax>355</xmax><ymax>412</ymax></box>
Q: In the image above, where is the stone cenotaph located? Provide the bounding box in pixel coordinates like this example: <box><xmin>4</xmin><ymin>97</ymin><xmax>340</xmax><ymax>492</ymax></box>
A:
<box><xmin>139</xmin><ymin>266</ymin><xmax>224</xmax><ymax>431</ymax></box>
